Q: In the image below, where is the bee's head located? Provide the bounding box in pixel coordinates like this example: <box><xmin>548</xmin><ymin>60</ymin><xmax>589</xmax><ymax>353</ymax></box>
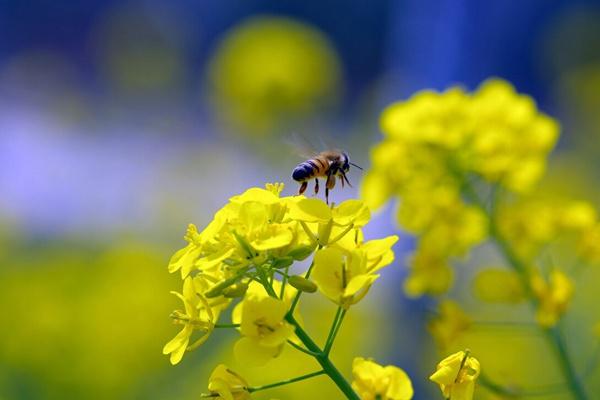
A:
<box><xmin>342</xmin><ymin>152</ymin><xmax>350</xmax><ymax>172</ymax></box>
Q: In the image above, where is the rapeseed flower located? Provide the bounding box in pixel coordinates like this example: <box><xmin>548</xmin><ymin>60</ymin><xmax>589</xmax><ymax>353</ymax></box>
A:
<box><xmin>165</xmin><ymin>183</ymin><xmax>404</xmax><ymax>396</ymax></box>
<box><xmin>363</xmin><ymin>78</ymin><xmax>559</xmax><ymax>297</ymax></box>
<box><xmin>351</xmin><ymin>357</ymin><xmax>413</xmax><ymax>400</ymax></box>
<box><xmin>205</xmin><ymin>364</ymin><xmax>250</xmax><ymax>400</ymax></box>
<box><xmin>311</xmin><ymin>235</ymin><xmax>397</xmax><ymax>307</ymax></box>
<box><xmin>234</xmin><ymin>291</ymin><xmax>295</xmax><ymax>366</ymax></box>
<box><xmin>428</xmin><ymin>301</ymin><xmax>472</xmax><ymax>350</ymax></box>
<box><xmin>531</xmin><ymin>269</ymin><xmax>574</xmax><ymax>327</ymax></box>
<box><xmin>163</xmin><ymin>278</ymin><xmax>216</xmax><ymax>365</ymax></box>
<box><xmin>430</xmin><ymin>351</ymin><xmax>480</xmax><ymax>400</ymax></box>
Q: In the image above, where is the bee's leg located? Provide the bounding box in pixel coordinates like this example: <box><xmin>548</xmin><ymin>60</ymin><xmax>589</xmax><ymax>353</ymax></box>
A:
<box><xmin>298</xmin><ymin>181</ymin><xmax>308</xmax><ymax>195</ymax></box>
<box><xmin>314</xmin><ymin>179</ymin><xmax>319</xmax><ymax>194</ymax></box>
<box><xmin>326</xmin><ymin>173</ymin><xmax>337</xmax><ymax>190</ymax></box>
<box><xmin>325</xmin><ymin>173</ymin><xmax>336</xmax><ymax>204</ymax></box>
<box><xmin>341</xmin><ymin>171</ymin><xmax>353</xmax><ymax>188</ymax></box>
<box><xmin>339</xmin><ymin>175</ymin><xmax>345</xmax><ymax>188</ymax></box>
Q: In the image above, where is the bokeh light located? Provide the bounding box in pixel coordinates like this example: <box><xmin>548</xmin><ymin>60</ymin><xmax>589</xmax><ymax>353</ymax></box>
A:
<box><xmin>206</xmin><ymin>16</ymin><xmax>342</xmax><ymax>135</ymax></box>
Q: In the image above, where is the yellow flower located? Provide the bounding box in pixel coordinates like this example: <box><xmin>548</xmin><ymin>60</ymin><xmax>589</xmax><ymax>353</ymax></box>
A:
<box><xmin>531</xmin><ymin>270</ymin><xmax>574</xmax><ymax>327</ymax></box>
<box><xmin>234</xmin><ymin>292</ymin><xmax>295</xmax><ymax>366</ymax></box>
<box><xmin>472</xmin><ymin>268</ymin><xmax>525</xmax><ymax>303</ymax></box>
<box><xmin>578</xmin><ymin>223</ymin><xmax>600</xmax><ymax>263</ymax></box>
<box><xmin>363</xmin><ymin>78</ymin><xmax>561</xmax><ymax>297</ymax></box>
<box><xmin>168</xmin><ymin>224</ymin><xmax>204</xmax><ymax>278</ymax></box>
<box><xmin>403</xmin><ymin>248</ymin><xmax>453</xmax><ymax>298</ymax></box>
<box><xmin>430</xmin><ymin>351</ymin><xmax>480</xmax><ymax>400</ymax></box>
<box><xmin>163</xmin><ymin>278</ymin><xmax>216</xmax><ymax>365</ymax></box>
<box><xmin>287</xmin><ymin>198</ymin><xmax>370</xmax><ymax>246</ymax></box>
<box><xmin>428</xmin><ymin>301</ymin><xmax>472</xmax><ymax>350</ymax></box>
<box><xmin>311</xmin><ymin>236</ymin><xmax>397</xmax><ymax>307</ymax></box>
<box><xmin>207</xmin><ymin>16</ymin><xmax>341</xmax><ymax>134</ymax></box>
<box><xmin>206</xmin><ymin>364</ymin><xmax>251</xmax><ymax>400</ymax></box>
<box><xmin>351</xmin><ymin>357</ymin><xmax>413</xmax><ymax>400</ymax></box>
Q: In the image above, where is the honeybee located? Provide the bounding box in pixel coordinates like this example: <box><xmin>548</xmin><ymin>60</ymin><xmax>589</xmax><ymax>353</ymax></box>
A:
<box><xmin>292</xmin><ymin>150</ymin><xmax>362</xmax><ymax>204</ymax></box>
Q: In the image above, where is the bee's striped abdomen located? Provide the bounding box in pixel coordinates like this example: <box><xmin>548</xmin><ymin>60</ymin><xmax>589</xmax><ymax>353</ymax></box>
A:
<box><xmin>292</xmin><ymin>157</ymin><xmax>328</xmax><ymax>182</ymax></box>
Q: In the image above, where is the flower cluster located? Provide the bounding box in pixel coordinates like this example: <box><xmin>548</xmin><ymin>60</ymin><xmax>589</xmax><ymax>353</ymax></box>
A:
<box><xmin>362</xmin><ymin>79</ymin><xmax>559</xmax><ymax>297</ymax></box>
<box><xmin>164</xmin><ymin>183</ymin><xmax>408</xmax><ymax>399</ymax></box>
<box><xmin>364</xmin><ymin>78</ymin><xmax>598</xmax><ymax>399</ymax></box>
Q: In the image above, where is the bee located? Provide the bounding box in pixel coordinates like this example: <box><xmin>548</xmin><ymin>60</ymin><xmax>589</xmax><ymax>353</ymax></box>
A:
<box><xmin>292</xmin><ymin>150</ymin><xmax>362</xmax><ymax>204</ymax></box>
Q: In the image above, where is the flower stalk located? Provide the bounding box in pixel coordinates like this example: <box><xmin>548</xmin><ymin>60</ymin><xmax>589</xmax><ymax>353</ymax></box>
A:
<box><xmin>462</xmin><ymin>178</ymin><xmax>588</xmax><ymax>400</ymax></box>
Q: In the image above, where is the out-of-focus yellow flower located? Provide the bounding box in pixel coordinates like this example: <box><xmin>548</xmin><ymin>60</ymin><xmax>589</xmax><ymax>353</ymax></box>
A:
<box><xmin>403</xmin><ymin>248</ymin><xmax>453</xmax><ymax>298</ymax></box>
<box><xmin>163</xmin><ymin>278</ymin><xmax>216</xmax><ymax>365</ymax></box>
<box><xmin>428</xmin><ymin>301</ymin><xmax>472</xmax><ymax>350</ymax></box>
<box><xmin>311</xmin><ymin>236</ymin><xmax>397</xmax><ymax>307</ymax></box>
<box><xmin>207</xmin><ymin>16</ymin><xmax>342</xmax><ymax>134</ymax></box>
<box><xmin>578</xmin><ymin>223</ymin><xmax>600</xmax><ymax>263</ymax></box>
<box><xmin>472</xmin><ymin>268</ymin><xmax>525</xmax><ymax>303</ymax></box>
<box><xmin>560</xmin><ymin>201</ymin><xmax>597</xmax><ymax>231</ymax></box>
<box><xmin>206</xmin><ymin>364</ymin><xmax>251</xmax><ymax>400</ymax></box>
<box><xmin>470</xmin><ymin>80</ymin><xmax>558</xmax><ymax>192</ymax></box>
<box><xmin>430</xmin><ymin>351</ymin><xmax>480</xmax><ymax>400</ymax></box>
<box><xmin>363</xmin><ymin>78</ymin><xmax>560</xmax><ymax>297</ymax></box>
<box><xmin>498</xmin><ymin>198</ymin><xmax>598</xmax><ymax>261</ymax></box>
<box><xmin>234</xmin><ymin>292</ymin><xmax>295</xmax><ymax>366</ymax></box>
<box><xmin>351</xmin><ymin>357</ymin><xmax>413</xmax><ymax>400</ymax></box>
<box><xmin>530</xmin><ymin>270</ymin><xmax>574</xmax><ymax>327</ymax></box>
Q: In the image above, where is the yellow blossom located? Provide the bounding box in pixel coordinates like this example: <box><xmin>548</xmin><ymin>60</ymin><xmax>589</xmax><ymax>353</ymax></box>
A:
<box><xmin>234</xmin><ymin>292</ymin><xmax>295</xmax><ymax>366</ymax></box>
<box><xmin>473</xmin><ymin>268</ymin><xmax>525</xmax><ymax>303</ymax></box>
<box><xmin>311</xmin><ymin>236</ymin><xmax>397</xmax><ymax>307</ymax></box>
<box><xmin>403</xmin><ymin>249</ymin><xmax>453</xmax><ymax>298</ymax></box>
<box><xmin>351</xmin><ymin>357</ymin><xmax>413</xmax><ymax>400</ymax></box>
<box><xmin>428</xmin><ymin>301</ymin><xmax>472</xmax><ymax>350</ymax></box>
<box><xmin>430</xmin><ymin>351</ymin><xmax>480</xmax><ymax>400</ymax></box>
<box><xmin>206</xmin><ymin>364</ymin><xmax>250</xmax><ymax>400</ymax></box>
<box><xmin>163</xmin><ymin>278</ymin><xmax>216</xmax><ymax>365</ymax></box>
<box><xmin>207</xmin><ymin>16</ymin><xmax>341</xmax><ymax>134</ymax></box>
<box><xmin>530</xmin><ymin>270</ymin><xmax>574</xmax><ymax>327</ymax></box>
<box><xmin>165</xmin><ymin>183</ymin><xmax>392</xmax><ymax>368</ymax></box>
<box><xmin>578</xmin><ymin>222</ymin><xmax>600</xmax><ymax>263</ymax></box>
<box><xmin>363</xmin><ymin>78</ymin><xmax>560</xmax><ymax>297</ymax></box>
<box><xmin>287</xmin><ymin>198</ymin><xmax>370</xmax><ymax>246</ymax></box>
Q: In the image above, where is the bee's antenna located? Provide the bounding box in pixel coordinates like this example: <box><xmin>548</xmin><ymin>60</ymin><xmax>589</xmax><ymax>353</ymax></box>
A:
<box><xmin>350</xmin><ymin>162</ymin><xmax>363</xmax><ymax>171</ymax></box>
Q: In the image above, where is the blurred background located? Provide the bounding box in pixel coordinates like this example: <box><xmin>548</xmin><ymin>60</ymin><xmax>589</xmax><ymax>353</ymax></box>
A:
<box><xmin>2</xmin><ymin>0</ymin><xmax>600</xmax><ymax>399</ymax></box>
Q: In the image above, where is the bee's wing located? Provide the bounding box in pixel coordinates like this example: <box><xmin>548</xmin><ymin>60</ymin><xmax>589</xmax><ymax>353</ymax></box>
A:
<box><xmin>283</xmin><ymin>132</ymin><xmax>322</xmax><ymax>159</ymax></box>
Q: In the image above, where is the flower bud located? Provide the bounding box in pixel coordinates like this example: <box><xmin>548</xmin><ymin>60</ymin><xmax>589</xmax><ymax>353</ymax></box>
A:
<box><xmin>271</xmin><ymin>256</ymin><xmax>294</xmax><ymax>269</ymax></box>
<box><xmin>288</xmin><ymin>275</ymin><xmax>318</xmax><ymax>293</ymax></box>
<box><xmin>287</xmin><ymin>245</ymin><xmax>316</xmax><ymax>261</ymax></box>
<box><xmin>223</xmin><ymin>283</ymin><xmax>249</xmax><ymax>298</ymax></box>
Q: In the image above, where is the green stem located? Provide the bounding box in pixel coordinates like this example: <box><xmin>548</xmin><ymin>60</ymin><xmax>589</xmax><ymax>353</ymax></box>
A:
<box><xmin>324</xmin><ymin>306</ymin><xmax>343</xmax><ymax>351</ymax></box>
<box><xmin>545</xmin><ymin>325</ymin><xmax>587</xmax><ymax>400</ymax></box>
<box><xmin>479</xmin><ymin>372</ymin><xmax>567</xmax><ymax>398</ymax></box>
<box><xmin>279</xmin><ymin>265</ymin><xmax>291</xmax><ymax>299</ymax></box>
<box><xmin>213</xmin><ymin>323</ymin><xmax>240</xmax><ymax>329</ymax></box>
<box><xmin>461</xmin><ymin>179</ymin><xmax>588</xmax><ymax>400</ymax></box>
<box><xmin>248</xmin><ymin>370</ymin><xmax>325</xmax><ymax>393</ymax></box>
<box><xmin>257</xmin><ymin>270</ymin><xmax>359</xmax><ymax>400</ymax></box>
<box><xmin>288</xmin><ymin>245</ymin><xmax>323</xmax><ymax>315</ymax></box>
<box><xmin>287</xmin><ymin>339</ymin><xmax>321</xmax><ymax>357</ymax></box>
<box><xmin>286</xmin><ymin>314</ymin><xmax>360</xmax><ymax>400</ymax></box>
<box><xmin>324</xmin><ymin>307</ymin><xmax>347</xmax><ymax>355</ymax></box>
